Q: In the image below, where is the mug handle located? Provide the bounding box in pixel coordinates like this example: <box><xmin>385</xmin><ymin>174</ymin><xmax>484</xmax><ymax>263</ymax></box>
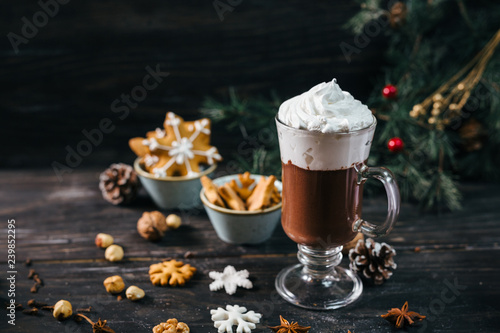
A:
<box><xmin>353</xmin><ymin>163</ymin><xmax>400</xmax><ymax>238</ymax></box>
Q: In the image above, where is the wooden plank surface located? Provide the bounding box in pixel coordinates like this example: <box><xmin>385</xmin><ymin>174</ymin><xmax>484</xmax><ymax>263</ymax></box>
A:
<box><xmin>1</xmin><ymin>169</ymin><xmax>500</xmax><ymax>332</ymax></box>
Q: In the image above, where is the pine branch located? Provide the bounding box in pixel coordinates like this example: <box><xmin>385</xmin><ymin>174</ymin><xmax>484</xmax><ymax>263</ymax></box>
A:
<box><xmin>201</xmin><ymin>89</ymin><xmax>281</xmax><ymax>177</ymax></box>
<box><xmin>357</xmin><ymin>0</ymin><xmax>500</xmax><ymax>211</ymax></box>
<box><xmin>199</xmin><ymin>1</ymin><xmax>500</xmax><ymax>212</ymax></box>
<box><xmin>343</xmin><ymin>0</ymin><xmax>386</xmax><ymax>35</ymax></box>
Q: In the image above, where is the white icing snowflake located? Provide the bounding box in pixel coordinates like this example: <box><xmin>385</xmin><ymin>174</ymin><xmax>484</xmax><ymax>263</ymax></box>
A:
<box><xmin>170</xmin><ymin>137</ymin><xmax>194</xmax><ymax>164</ymax></box>
<box><xmin>144</xmin><ymin>154</ymin><xmax>159</xmax><ymax>167</ymax></box>
<box><xmin>210</xmin><ymin>305</ymin><xmax>261</xmax><ymax>333</ymax></box>
<box><xmin>155</xmin><ymin>127</ymin><xmax>166</xmax><ymax>138</ymax></box>
<box><xmin>142</xmin><ymin>112</ymin><xmax>222</xmax><ymax>178</ymax></box>
<box><xmin>209</xmin><ymin>265</ymin><xmax>253</xmax><ymax>295</ymax></box>
<box><xmin>144</xmin><ymin>138</ymin><xmax>160</xmax><ymax>151</ymax></box>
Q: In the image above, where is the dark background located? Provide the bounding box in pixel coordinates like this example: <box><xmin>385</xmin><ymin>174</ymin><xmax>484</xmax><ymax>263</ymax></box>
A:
<box><xmin>0</xmin><ymin>0</ymin><xmax>386</xmax><ymax>170</ymax></box>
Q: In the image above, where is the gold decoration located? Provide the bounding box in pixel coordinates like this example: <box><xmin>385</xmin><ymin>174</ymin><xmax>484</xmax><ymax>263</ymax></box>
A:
<box><xmin>409</xmin><ymin>29</ymin><xmax>500</xmax><ymax>130</ymax></box>
<box><xmin>413</xmin><ymin>104</ymin><xmax>423</xmax><ymax>112</ymax></box>
<box><xmin>432</xmin><ymin>94</ymin><xmax>443</xmax><ymax>102</ymax></box>
<box><xmin>389</xmin><ymin>1</ymin><xmax>407</xmax><ymax>29</ymax></box>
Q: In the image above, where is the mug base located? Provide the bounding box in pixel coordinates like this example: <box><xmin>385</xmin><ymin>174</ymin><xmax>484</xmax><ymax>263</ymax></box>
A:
<box><xmin>275</xmin><ymin>263</ymin><xmax>363</xmax><ymax>310</ymax></box>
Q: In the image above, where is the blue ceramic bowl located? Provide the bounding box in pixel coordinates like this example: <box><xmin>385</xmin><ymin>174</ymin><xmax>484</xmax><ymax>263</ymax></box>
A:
<box><xmin>200</xmin><ymin>174</ymin><xmax>282</xmax><ymax>244</ymax></box>
<box><xmin>134</xmin><ymin>157</ymin><xmax>217</xmax><ymax>209</ymax></box>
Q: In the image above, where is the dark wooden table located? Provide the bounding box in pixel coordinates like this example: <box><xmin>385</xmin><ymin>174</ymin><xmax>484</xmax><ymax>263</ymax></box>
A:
<box><xmin>1</xmin><ymin>169</ymin><xmax>499</xmax><ymax>332</ymax></box>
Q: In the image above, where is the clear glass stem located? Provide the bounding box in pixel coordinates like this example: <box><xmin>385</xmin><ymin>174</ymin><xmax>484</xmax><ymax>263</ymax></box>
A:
<box><xmin>297</xmin><ymin>245</ymin><xmax>343</xmax><ymax>279</ymax></box>
<box><xmin>275</xmin><ymin>245</ymin><xmax>363</xmax><ymax>310</ymax></box>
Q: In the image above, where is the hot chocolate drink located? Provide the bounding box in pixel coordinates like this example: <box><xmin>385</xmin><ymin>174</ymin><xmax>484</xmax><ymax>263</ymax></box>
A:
<box><xmin>281</xmin><ymin>162</ymin><xmax>363</xmax><ymax>248</ymax></box>
<box><xmin>276</xmin><ymin>78</ymin><xmax>375</xmax><ymax>248</ymax></box>
<box><xmin>274</xmin><ymin>79</ymin><xmax>400</xmax><ymax>310</ymax></box>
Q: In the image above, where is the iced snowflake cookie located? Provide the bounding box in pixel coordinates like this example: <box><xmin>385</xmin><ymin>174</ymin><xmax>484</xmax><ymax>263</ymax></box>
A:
<box><xmin>209</xmin><ymin>265</ymin><xmax>253</xmax><ymax>295</ymax></box>
<box><xmin>211</xmin><ymin>305</ymin><xmax>261</xmax><ymax>333</ymax></box>
<box><xmin>149</xmin><ymin>259</ymin><xmax>196</xmax><ymax>286</ymax></box>
<box><xmin>129</xmin><ymin>112</ymin><xmax>222</xmax><ymax>177</ymax></box>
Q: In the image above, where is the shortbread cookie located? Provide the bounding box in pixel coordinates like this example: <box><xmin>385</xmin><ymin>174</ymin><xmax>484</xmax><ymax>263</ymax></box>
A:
<box><xmin>227</xmin><ymin>172</ymin><xmax>256</xmax><ymax>201</ymax></box>
<box><xmin>238</xmin><ymin>172</ymin><xmax>255</xmax><ymax>188</ymax></box>
<box><xmin>129</xmin><ymin>112</ymin><xmax>222</xmax><ymax>177</ymax></box>
<box><xmin>270</xmin><ymin>186</ymin><xmax>282</xmax><ymax>205</ymax></box>
<box><xmin>201</xmin><ymin>176</ymin><xmax>226</xmax><ymax>208</ymax></box>
<box><xmin>246</xmin><ymin>176</ymin><xmax>276</xmax><ymax>211</ymax></box>
<box><xmin>228</xmin><ymin>179</ymin><xmax>254</xmax><ymax>201</ymax></box>
<box><xmin>149</xmin><ymin>259</ymin><xmax>196</xmax><ymax>287</ymax></box>
<box><xmin>218</xmin><ymin>184</ymin><xmax>246</xmax><ymax>211</ymax></box>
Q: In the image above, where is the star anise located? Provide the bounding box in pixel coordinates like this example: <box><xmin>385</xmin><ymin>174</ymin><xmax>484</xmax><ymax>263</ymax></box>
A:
<box><xmin>269</xmin><ymin>315</ymin><xmax>311</xmax><ymax>333</ymax></box>
<box><xmin>76</xmin><ymin>314</ymin><xmax>116</xmax><ymax>333</ymax></box>
<box><xmin>381</xmin><ymin>301</ymin><xmax>426</xmax><ymax>328</ymax></box>
<box><xmin>92</xmin><ymin>319</ymin><xmax>116</xmax><ymax>333</ymax></box>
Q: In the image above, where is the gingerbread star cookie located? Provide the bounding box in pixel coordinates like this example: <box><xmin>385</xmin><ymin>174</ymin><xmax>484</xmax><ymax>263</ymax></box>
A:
<box><xmin>129</xmin><ymin>112</ymin><xmax>222</xmax><ymax>177</ymax></box>
<box><xmin>229</xmin><ymin>172</ymin><xmax>255</xmax><ymax>200</ymax></box>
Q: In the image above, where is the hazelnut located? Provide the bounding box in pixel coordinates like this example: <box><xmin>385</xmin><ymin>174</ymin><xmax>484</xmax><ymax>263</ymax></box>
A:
<box><xmin>105</xmin><ymin>244</ymin><xmax>124</xmax><ymax>262</ymax></box>
<box><xmin>103</xmin><ymin>275</ymin><xmax>125</xmax><ymax>294</ymax></box>
<box><xmin>166</xmin><ymin>214</ymin><xmax>182</xmax><ymax>230</ymax></box>
<box><xmin>53</xmin><ymin>300</ymin><xmax>72</xmax><ymax>321</ymax></box>
<box><xmin>95</xmin><ymin>233</ymin><xmax>114</xmax><ymax>248</ymax></box>
<box><xmin>137</xmin><ymin>211</ymin><xmax>168</xmax><ymax>241</ymax></box>
<box><xmin>125</xmin><ymin>285</ymin><xmax>145</xmax><ymax>301</ymax></box>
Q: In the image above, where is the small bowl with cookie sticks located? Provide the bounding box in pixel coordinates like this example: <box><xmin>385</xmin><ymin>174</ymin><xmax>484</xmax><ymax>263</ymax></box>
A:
<box><xmin>200</xmin><ymin>172</ymin><xmax>282</xmax><ymax>245</ymax></box>
<box><xmin>130</xmin><ymin>112</ymin><xmax>222</xmax><ymax>209</ymax></box>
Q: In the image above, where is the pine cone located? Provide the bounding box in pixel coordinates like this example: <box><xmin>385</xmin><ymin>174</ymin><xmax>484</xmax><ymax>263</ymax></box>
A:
<box><xmin>342</xmin><ymin>232</ymin><xmax>364</xmax><ymax>255</ymax></box>
<box><xmin>348</xmin><ymin>238</ymin><xmax>397</xmax><ymax>285</ymax></box>
<box><xmin>99</xmin><ymin>163</ymin><xmax>139</xmax><ymax>205</ymax></box>
<box><xmin>458</xmin><ymin>118</ymin><xmax>486</xmax><ymax>152</ymax></box>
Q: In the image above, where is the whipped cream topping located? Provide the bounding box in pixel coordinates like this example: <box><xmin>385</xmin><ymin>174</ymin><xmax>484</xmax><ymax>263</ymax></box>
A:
<box><xmin>278</xmin><ymin>78</ymin><xmax>373</xmax><ymax>133</ymax></box>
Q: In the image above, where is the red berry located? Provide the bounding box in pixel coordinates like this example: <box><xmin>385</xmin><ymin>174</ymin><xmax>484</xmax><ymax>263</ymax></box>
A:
<box><xmin>387</xmin><ymin>137</ymin><xmax>404</xmax><ymax>152</ymax></box>
<box><xmin>382</xmin><ymin>84</ymin><xmax>398</xmax><ymax>99</ymax></box>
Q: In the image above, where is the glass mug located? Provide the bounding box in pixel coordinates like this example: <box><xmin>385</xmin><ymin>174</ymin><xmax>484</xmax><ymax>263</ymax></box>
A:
<box><xmin>275</xmin><ymin>115</ymin><xmax>400</xmax><ymax>310</ymax></box>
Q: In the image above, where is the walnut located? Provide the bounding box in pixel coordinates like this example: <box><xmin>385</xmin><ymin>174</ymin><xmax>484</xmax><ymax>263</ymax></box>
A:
<box><xmin>166</xmin><ymin>214</ymin><xmax>182</xmax><ymax>230</ymax></box>
<box><xmin>105</xmin><ymin>244</ymin><xmax>124</xmax><ymax>262</ymax></box>
<box><xmin>95</xmin><ymin>233</ymin><xmax>114</xmax><ymax>248</ymax></box>
<box><xmin>53</xmin><ymin>300</ymin><xmax>72</xmax><ymax>321</ymax></box>
<box><xmin>125</xmin><ymin>286</ymin><xmax>145</xmax><ymax>301</ymax></box>
<box><xmin>137</xmin><ymin>211</ymin><xmax>168</xmax><ymax>241</ymax></box>
<box><xmin>103</xmin><ymin>275</ymin><xmax>125</xmax><ymax>294</ymax></box>
<box><xmin>153</xmin><ymin>318</ymin><xmax>190</xmax><ymax>333</ymax></box>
